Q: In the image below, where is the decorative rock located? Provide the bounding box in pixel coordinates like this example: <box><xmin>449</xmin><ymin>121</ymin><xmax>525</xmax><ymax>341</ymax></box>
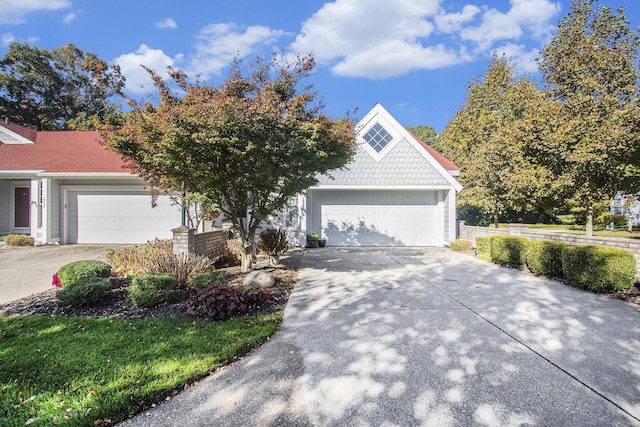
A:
<box><xmin>243</xmin><ymin>271</ymin><xmax>275</xmax><ymax>288</ymax></box>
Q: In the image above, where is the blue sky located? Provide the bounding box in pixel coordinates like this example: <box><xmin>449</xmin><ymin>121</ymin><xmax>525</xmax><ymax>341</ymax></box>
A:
<box><xmin>1</xmin><ymin>0</ymin><xmax>639</xmax><ymax>132</ymax></box>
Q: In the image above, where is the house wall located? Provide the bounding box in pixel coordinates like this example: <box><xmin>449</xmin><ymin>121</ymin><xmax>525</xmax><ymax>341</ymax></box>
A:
<box><xmin>459</xmin><ymin>222</ymin><xmax>640</xmax><ymax>278</ymax></box>
<box><xmin>315</xmin><ymin>138</ymin><xmax>450</xmax><ymax>186</ymax></box>
<box><xmin>0</xmin><ymin>180</ymin><xmax>9</xmax><ymax>233</ymax></box>
<box><xmin>59</xmin><ymin>178</ymin><xmax>143</xmax><ymax>186</ymax></box>
<box><xmin>443</xmin><ymin>190</ymin><xmax>450</xmax><ymax>242</ymax></box>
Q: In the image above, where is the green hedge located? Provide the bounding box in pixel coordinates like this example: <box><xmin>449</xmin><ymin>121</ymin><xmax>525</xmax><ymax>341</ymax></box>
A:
<box><xmin>56</xmin><ymin>276</ymin><xmax>111</xmax><ymax>306</ymax></box>
<box><xmin>57</xmin><ymin>260</ymin><xmax>111</xmax><ymax>287</ymax></box>
<box><xmin>490</xmin><ymin>236</ymin><xmax>528</xmax><ymax>266</ymax></box>
<box><xmin>561</xmin><ymin>245</ymin><xmax>636</xmax><ymax>293</ymax></box>
<box><xmin>450</xmin><ymin>239</ymin><xmax>474</xmax><ymax>252</ymax></box>
<box><xmin>526</xmin><ymin>240</ymin><xmax>565</xmax><ymax>278</ymax></box>
<box><xmin>475</xmin><ymin>237</ymin><xmax>491</xmax><ymax>258</ymax></box>
<box><xmin>189</xmin><ymin>270</ymin><xmax>226</xmax><ymax>290</ymax></box>
<box><xmin>129</xmin><ymin>273</ymin><xmax>181</xmax><ymax>308</ymax></box>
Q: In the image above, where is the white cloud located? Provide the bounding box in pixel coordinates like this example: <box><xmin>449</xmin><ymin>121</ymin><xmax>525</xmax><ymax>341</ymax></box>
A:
<box><xmin>188</xmin><ymin>23</ymin><xmax>287</xmax><ymax>78</ymax></box>
<box><xmin>63</xmin><ymin>12</ymin><xmax>76</xmax><ymax>24</ymax></box>
<box><xmin>155</xmin><ymin>17</ymin><xmax>177</xmax><ymax>29</ymax></box>
<box><xmin>461</xmin><ymin>0</ymin><xmax>560</xmax><ymax>50</ymax></box>
<box><xmin>290</xmin><ymin>0</ymin><xmax>560</xmax><ymax>79</ymax></box>
<box><xmin>0</xmin><ymin>0</ymin><xmax>71</xmax><ymax>25</ymax></box>
<box><xmin>495</xmin><ymin>43</ymin><xmax>541</xmax><ymax>73</ymax></box>
<box><xmin>114</xmin><ymin>44</ymin><xmax>183</xmax><ymax>94</ymax></box>
<box><xmin>1</xmin><ymin>33</ymin><xmax>15</xmax><ymax>46</ymax></box>
<box><xmin>436</xmin><ymin>5</ymin><xmax>481</xmax><ymax>33</ymax></box>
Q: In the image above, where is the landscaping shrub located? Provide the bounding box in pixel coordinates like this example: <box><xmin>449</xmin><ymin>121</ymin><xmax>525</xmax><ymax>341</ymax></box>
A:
<box><xmin>189</xmin><ymin>270</ymin><xmax>226</xmax><ymax>290</ymax></box>
<box><xmin>257</xmin><ymin>228</ymin><xmax>289</xmax><ymax>257</ymax></box>
<box><xmin>56</xmin><ymin>276</ymin><xmax>111</xmax><ymax>306</ymax></box>
<box><xmin>490</xmin><ymin>236</ymin><xmax>528</xmax><ymax>266</ymax></box>
<box><xmin>562</xmin><ymin>245</ymin><xmax>636</xmax><ymax>293</ymax></box>
<box><xmin>450</xmin><ymin>239</ymin><xmax>473</xmax><ymax>252</ymax></box>
<box><xmin>3</xmin><ymin>234</ymin><xmax>35</xmax><ymax>246</ymax></box>
<box><xmin>596</xmin><ymin>213</ymin><xmax>627</xmax><ymax>227</ymax></box>
<box><xmin>526</xmin><ymin>240</ymin><xmax>565</xmax><ymax>278</ymax></box>
<box><xmin>106</xmin><ymin>239</ymin><xmax>172</xmax><ymax>277</ymax></box>
<box><xmin>214</xmin><ymin>239</ymin><xmax>242</xmax><ymax>268</ymax></box>
<box><xmin>146</xmin><ymin>251</ymin><xmax>211</xmax><ymax>287</ymax></box>
<box><xmin>186</xmin><ymin>284</ymin><xmax>272</xmax><ymax>320</ymax></box>
<box><xmin>57</xmin><ymin>260</ymin><xmax>111</xmax><ymax>287</ymax></box>
<box><xmin>474</xmin><ymin>236</ymin><xmax>491</xmax><ymax>258</ymax></box>
<box><xmin>129</xmin><ymin>273</ymin><xmax>181</xmax><ymax>308</ymax></box>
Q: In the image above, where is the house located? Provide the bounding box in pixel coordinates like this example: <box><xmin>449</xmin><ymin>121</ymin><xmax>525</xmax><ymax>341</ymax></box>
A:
<box><xmin>279</xmin><ymin>103</ymin><xmax>462</xmax><ymax>247</ymax></box>
<box><xmin>611</xmin><ymin>192</ymin><xmax>640</xmax><ymax>226</ymax></box>
<box><xmin>0</xmin><ymin>121</ymin><xmax>182</xmax><ymax>244</ymax></box>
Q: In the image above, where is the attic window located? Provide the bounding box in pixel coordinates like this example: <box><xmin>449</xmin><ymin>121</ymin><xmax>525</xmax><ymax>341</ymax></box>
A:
<box><xmin>363</xmin><ymin>123</ymin><xmax>393</xmax><ymax>153</ymax></box>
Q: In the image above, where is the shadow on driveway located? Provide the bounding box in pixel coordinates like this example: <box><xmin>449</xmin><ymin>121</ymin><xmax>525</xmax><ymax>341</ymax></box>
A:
<box><xmin>122</xmin><ymin>247</ymin><xmax>640</xmax><ymax>426</ymax></box>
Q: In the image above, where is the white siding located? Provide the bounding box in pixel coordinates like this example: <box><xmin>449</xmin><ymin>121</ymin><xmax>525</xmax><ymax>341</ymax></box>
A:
<box><xmin>0</xmin><ymin>180</ymin><xmax>9</xmax><ymax>233</ymax></box>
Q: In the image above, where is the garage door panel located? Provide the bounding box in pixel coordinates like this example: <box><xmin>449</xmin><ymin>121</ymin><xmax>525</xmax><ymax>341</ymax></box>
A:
<box><xmin>314</xmin><ymin>190</ymin><xmax>442</xmax><ymax>247</ymax></box>
<box><xmin>67</xmin><ymin>191</ymin><xmax>179</xmax><ymax>244</ymax></box>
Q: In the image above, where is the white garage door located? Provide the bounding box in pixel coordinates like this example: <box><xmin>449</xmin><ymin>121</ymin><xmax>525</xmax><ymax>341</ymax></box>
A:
<box><xmin>313</xmin><ymin>190</ymin><xmax>442</xmax><ymax>246</ymax></box>
<box><xmin>66</xmin><ymin>191</ymin><xmax>180</xmax><ymax>244</ymax></box>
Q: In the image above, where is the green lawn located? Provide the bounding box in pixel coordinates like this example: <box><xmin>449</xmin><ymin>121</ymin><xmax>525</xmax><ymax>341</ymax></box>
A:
<box><xmin>0</xmin><ymin>313</ymin><xmax>281</xmax><ymax>426</ymax></box>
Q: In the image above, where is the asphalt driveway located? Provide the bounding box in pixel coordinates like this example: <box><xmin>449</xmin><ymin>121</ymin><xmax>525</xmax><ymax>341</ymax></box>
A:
<box><xmin>122</xmin><ymin>247</ymin><xmax>640</xmax><ymax>426</ymax></box>
<box><xmin>0</xmin><ymin>244</ymin><xmax>117</xmax><ymax>304</ymax></box>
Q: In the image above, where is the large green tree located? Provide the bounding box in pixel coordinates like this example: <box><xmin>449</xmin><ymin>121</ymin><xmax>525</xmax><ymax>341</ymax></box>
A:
<box><xmin>0</xmin><ymin>42</ymin><xmax>125</xmax><ymax>130</ymax></box>
<box><xmin>537</xmin><ymin>0</ymin><xmax>640</xmax><ymax>236</ymax></box>
<box><xmin>107</xmin><ymin>55</ymin><xmax>355</xmax><ymax>271</ymax></box>
<box><xmin>438</xmin><ymin>54</ymin><xmax>551</xmax><ymax>227</ymax></box>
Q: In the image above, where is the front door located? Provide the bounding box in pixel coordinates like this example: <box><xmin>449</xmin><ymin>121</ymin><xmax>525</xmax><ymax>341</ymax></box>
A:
<box><xmin>14</xmin><ymin>187</ymin><xmax>30</xmax><ymax>228</ymax></box>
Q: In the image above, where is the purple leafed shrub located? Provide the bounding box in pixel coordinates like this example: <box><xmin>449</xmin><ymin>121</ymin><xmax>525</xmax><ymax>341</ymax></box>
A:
<box><xmin>185</xmin><ymin>284</ymin><xmax>272</xmax><ymax>320</ymax></box>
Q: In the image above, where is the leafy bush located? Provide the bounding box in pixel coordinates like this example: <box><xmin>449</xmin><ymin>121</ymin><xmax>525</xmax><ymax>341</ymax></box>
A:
<box><xmin>146</xmin><ymin>251</ymin><xmax>211</xmax><ymax>287</ymax></box>
<box><xmin>475</xmin><ymin>237</ymin><xmax>491</xmax><ymax>258</ymax></box>
<box><xmin>562</xmin><ymin>245</ymin><xmax>636</xmax><ymax>293</ymax></box>
<box><xmin>57</xmin><ymin>260</ymin><xmax>111</xmax><ymax>287</ymax></box>
<box><xmin>214</xmin><ymin>239</ymin><xmax>242</xmax><ymax>268</ymax></box>
<box><xmin>526</xmin><ymin>240</ymin><xmax>565</xmax><ymax>278</ymax></box>
<box><xmin>450</xmin><ymin>239</ymin><xmax>473</xmax><ymax>252</ymax></box>
<box><xmin>3</xmin><ymin>234</ymin><xmax>35</xmax><ymax>246</ymax></box>
<box><xmin>257</xmin><ymin>228</ymin><xmax>289</xmax><ymax>257</ymax></box>
<box><xmin>596</xmin><ymin>213</ymin><xmax>627</xmax><ymax>227</ymax></box>
<box><xmin>129</xmin><ymin>273</ymin><xmax>181</xmax><ymax>308</ymax></box>
<box><xmin>56</xmin><ymin>276</ymin><xmax>111</xmax><ymax>306</ymax></box>
<box><xmin>106</xmin><ymin>239</ymin><xmax>172</xmax><ymax>278</ymax></box>
<box><xmin>189</xmin><ymin>270</ymin><xmax>226</xmax><ymax>290</ymax></box>
<box><xmin>186</xmin><ymin>284</ymin><xmax>272</xmax><ymax>320</ymax></box>
<box><xmin>490</xmin><ymin>236</ymin><xmax>528</xmax><ymax>266</ymax></box>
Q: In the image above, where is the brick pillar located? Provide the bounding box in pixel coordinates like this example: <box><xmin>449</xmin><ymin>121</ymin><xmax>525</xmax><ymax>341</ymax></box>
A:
<box><xmin>172</xmin><ymin>226</ymin><xmax>195</xmax><ymax>255</ymax></box>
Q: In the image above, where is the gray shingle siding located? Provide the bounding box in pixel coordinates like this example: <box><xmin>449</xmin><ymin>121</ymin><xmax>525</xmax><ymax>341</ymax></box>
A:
<box><xmin>316</xmin><ymin>138</ymin><xmax>450</xmax><ymax>186</ymax></box>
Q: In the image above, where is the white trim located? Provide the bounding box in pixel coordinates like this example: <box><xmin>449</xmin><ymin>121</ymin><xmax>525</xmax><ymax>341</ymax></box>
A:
<box><xmin>358</xmin><ymin>114</ymin><xmax>402</xmax><ymax>162</ymax></box>
<box><xmin>309</xmin><ymin>184</ymin><xmax>455</xmax><ymax>190</ymax></box>
<box><xmin>39</xmin><ymin>172</ymin><xmax>135</xmax><ymax>178</ymax></box>
<box><xmin>0</xmin><ymin>126</ymin><xmax>34</xmax><ymax>144</ymax></box>
<box><xmin>9</xmin><ymin>181</ymin><xmax>31</xmax><ymax>234</ymax></box>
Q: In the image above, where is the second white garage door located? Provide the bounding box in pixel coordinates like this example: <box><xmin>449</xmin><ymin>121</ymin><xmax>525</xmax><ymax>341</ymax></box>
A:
<box><xmin>66</xmin><ymin>191</ymin><xmax>181</xmax><ymax>244</ymax></box>
<box><xmin>312</xmin><ymin>190</ymin><xmax>442</xmax><ymax>246</ymax></box>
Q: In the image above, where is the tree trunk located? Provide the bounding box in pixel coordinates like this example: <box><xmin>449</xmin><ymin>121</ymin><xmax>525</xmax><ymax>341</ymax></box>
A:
<box><xmin>493</xmin><ymin>207</ymin><xmax>499</xmax><ymax>228</ymax></box>
<box><xmin>240</xmin><ymin>243</ymin><xmax>252</xmax><ymax>272</ymax></box>
<box><xmin>585</xmin><ymin>204</ymin><xmax>594</xmax><ymax>237</ymax></box>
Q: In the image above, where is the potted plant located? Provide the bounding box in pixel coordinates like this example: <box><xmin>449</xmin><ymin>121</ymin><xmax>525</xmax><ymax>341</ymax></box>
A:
<box><xmin>306</xmin><ymin>233</ymin><xmax>319</xmax><ymax>248</ymax></box>
<box><xmin>318</xmin><ymin>237</ymin><xmax>327</xmax><ymax>247</ymax></box>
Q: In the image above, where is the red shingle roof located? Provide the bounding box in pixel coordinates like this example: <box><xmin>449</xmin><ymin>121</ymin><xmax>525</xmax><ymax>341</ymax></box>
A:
<box><xmin>0</xmin><ymin>123</ymin><xmax>129</xmax><ymax>173</ymax></box>
<box><xmin>409</xmin><ymin>133</ymin><xmax>459</xmax><ymax>172</ymax></box>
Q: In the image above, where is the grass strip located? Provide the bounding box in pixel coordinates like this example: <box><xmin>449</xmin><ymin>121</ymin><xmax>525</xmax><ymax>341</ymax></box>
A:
<box><xmin>0</xmin><ymin>313</ymin><xmax>281</xmax><ymax>426</ymax></box>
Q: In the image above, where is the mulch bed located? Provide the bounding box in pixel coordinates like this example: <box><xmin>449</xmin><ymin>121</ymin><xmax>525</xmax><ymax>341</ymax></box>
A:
<box><xmin>0</xmin><ymin>265</ymin><xmax>297</xmax><ymax>319</ymax></box>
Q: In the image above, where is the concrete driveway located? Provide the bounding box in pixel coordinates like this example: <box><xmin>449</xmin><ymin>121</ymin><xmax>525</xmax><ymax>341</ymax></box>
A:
<box><xmin>121</xmin><ymin>247</ymin><xmax>640</xmax><ymax>426</ymax></box>
<box><xmin>0</xmin><ymin>244</ymin><xmax>117</xmax><ymax>304</ymax></box>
